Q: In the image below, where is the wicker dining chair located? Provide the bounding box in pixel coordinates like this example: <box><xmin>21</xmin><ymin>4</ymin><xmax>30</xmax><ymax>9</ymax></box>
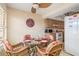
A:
<box><xmin>36</xmin><ymin>40</ymin><xmax>63</xmax><ymax>56</ymax></box>
<box><xmin>2</xmin><ymin>40</ymin><xmax>30</xmax><ymax>56</ymax></box>
<box><xmin>23</xmin><ymin>34</ymin><xmax>32</xmax><ymax>46</ymax></box>
<box><xmin>47</xmin><ymin>43</ymin><xmax>63</xmax><ymax>56</ymax></box>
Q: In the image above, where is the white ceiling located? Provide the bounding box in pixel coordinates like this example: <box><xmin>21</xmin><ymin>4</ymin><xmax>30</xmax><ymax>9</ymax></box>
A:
<box><xmin>7</xmin><ymin>3</ymin><xmax>33</xmax><ymax>13</ymax></box>
<box><xmin>48</xmin><ymin>3</ymin><xmax>79</xmax><ymax>21</ymax></box>
<box><xmin>6</xmin><ymin>3</ymin><xmax>56</xmax><ymax>15</ymax></box>
<box><xmin>6</xmin><ymin>3</ymin><xmax>79</xmax><ymax>20</ymax></box>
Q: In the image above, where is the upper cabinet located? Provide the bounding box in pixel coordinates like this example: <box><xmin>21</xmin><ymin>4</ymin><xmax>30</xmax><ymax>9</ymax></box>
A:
<box><xmin>45</xmin><ymin>18</ymin><xmax>64</xmax><ymax>29</ymax></box>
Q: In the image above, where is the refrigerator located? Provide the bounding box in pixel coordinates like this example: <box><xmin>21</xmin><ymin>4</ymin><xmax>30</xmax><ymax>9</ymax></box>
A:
<box><xmin>64</xmin><ymin>15</ymin><xmax>79</xmax><ymax>55</ymax></box>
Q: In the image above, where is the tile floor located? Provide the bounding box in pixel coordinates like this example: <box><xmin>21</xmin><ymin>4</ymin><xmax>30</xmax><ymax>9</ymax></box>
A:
<box><xmin>60</xmin><ymin>51</ymin><xmax>72</xmax><ymax>56</ymax></box>
<box><xmin>0</xmin><ymin>45</ymin><xmax>73</xmax><ymax>56</ymax></box>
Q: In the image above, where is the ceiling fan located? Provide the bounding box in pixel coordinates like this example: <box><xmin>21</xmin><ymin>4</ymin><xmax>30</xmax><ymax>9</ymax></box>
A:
<box><xmin>31</xmin><ymin>3</ymin><xmax>51</xmax><ymax>14</ymax></box>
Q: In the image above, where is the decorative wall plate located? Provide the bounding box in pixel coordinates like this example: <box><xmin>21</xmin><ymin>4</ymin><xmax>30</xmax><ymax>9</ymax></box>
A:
<box><xmin>26</xmin><ymin>18</ymin><xmax>35</xmax><ymax>27</ymax></box>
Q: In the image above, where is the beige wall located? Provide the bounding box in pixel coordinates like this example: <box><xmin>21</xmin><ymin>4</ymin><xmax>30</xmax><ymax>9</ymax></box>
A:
<box><xmin>7</xmin><ymin>7</ymin><xmax>45</xmax><ymax>45</ymax></box>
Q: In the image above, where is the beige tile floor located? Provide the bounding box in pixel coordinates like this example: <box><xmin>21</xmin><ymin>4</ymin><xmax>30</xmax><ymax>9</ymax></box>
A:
<box><xmin>0</xmin><ymin>50</ymin><xmax>72</xmax><ymax>56</ymax></box>
<box><xmin>0</xmin><ymin>45</ymin><xmax>73</xmax><ymax>56</ymax></box>
<box><xmin>60</xmin><ymin>51</ymin><xmax>72</xmax><ymax>56</ymax></box>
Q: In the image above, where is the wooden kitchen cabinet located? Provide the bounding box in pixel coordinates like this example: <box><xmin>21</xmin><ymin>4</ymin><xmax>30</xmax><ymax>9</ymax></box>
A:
<box><xmin>45</xmin><ymin>19</ymin><xmax>64</xmax><ymax>29</ymax></box>
<box><xmin>44</xmin><ymin>18</ymin><xmax>64</xmax><ymax>42</ymax></box>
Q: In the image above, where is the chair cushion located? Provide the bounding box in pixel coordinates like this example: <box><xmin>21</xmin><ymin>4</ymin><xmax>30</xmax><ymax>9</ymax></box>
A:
<box><xmin>23</xmin><ymin>35</ymin><xmax>32</xmax><ymax>43</ymax></box>
<box><xmin>3</xmin><ymin>40</ymin><xmax>13</xmax><ymax>51</ymax></box>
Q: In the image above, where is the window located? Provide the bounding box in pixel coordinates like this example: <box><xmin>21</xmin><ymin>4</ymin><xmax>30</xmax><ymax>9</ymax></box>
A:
<box><xmin>0</xmin><ymin>6</ymin><xmax>6</xmax><ymax>40</ymax></box>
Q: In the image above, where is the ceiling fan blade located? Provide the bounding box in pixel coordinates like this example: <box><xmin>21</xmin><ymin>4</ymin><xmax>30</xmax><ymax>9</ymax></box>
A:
<box><xmin>31</xmin><ymin>7</ymin><xmax>36</xmax><ymax>13</ymax></box>
<box><xmin>39</xmin><ymin>3</ymin><xmax>51</xmax><ymax>8</ymax></box>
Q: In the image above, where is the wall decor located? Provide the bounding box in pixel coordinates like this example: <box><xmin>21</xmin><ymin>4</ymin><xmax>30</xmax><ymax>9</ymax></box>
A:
<box><xmin>26</xmin><ymin>18</ymin><xmax>35</xmax><ymax>27</ymax></box>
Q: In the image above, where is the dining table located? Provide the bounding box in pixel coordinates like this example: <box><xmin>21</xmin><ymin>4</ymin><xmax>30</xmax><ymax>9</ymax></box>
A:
<box><xmin>25</xmin><ymin>38</ymin><xmax>41</xmax><ymax>56</ymax></box>
<box><xmin>23</xmin><ymin>37</ymin><xmax>50</xmax><ymax>56</ymax></box>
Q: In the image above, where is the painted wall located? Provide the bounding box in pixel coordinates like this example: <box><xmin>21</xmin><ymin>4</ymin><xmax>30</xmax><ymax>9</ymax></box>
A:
<box><xmin>7</xmin><ymin>7</ymin><xmax>45</xmax><ymax>45</ymax></box>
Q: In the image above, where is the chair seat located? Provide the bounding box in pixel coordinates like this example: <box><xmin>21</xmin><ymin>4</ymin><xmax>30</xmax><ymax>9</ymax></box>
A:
<box><xmin>24</xmin><ymin>40</ymin><xmax>31</xmax><ymax>42</ymax></box>
<box><xmin>40</xmin><ymin>48</ymin><xmax>46</xmax><ymax>52</ymax></box>
<box><xmin>11</xmin><ymin>46</ymin><xmax>29</xmax><ymax>53</ymax></box>
<box><xmin>41</xmin><ymin>40</ymin><xmax>48</xmax><ymax>43</ymax></box>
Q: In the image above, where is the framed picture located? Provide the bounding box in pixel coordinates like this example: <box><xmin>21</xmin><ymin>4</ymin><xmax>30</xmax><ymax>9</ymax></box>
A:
<box><xmin>26</xmin><ymin>18</ymin><xmax>35</xmax><ymax>27</ymax></box>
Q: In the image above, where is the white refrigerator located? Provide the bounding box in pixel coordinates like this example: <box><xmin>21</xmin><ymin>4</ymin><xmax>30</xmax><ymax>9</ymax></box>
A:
<box><xmin>64</xmin><ymin>15</ymin><xmax>79</xmax><ymax>56</ymax></box>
